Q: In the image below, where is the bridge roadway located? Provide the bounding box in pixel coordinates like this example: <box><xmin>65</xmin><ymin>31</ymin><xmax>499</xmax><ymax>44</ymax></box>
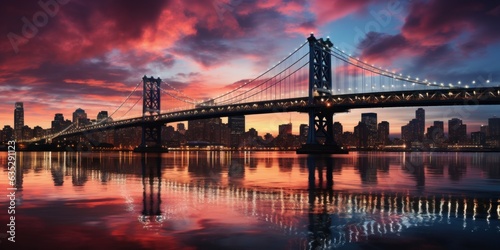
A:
<box><xmin>47</xmin><ymin>86</ymin><xmax>500</xmax><ymax>140</ymax></box>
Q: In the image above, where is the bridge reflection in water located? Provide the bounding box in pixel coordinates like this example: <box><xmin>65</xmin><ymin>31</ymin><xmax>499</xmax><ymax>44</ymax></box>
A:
<box><xmin>10</xmin><ymin>151</ymin><xmax>500</xmax><ymax>248</ymax></box>
<box><xmin>305</xmin><ymin>155</ymin><xmax>499</xmax><ymax>249</ymax></box>
<box><xmin>132</xmin><ymin>153</ymin><xmax>500</xmax><ymax>249</ymax></box>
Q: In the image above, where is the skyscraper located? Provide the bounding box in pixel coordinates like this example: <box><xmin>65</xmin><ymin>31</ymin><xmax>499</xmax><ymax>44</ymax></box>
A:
<box><xmin>416</xmin><ymin>108</ymin><xmax>425</xmax><ymax>141</ymax></box>
<box><xmin>471</xmin><ymin>132</ymin><xmax>486</xmax><ymax>146</ymax></box>
<box><xmin>14</xmin><ymin>102</ymin><xmax>24</xmax><ymax>139</ymax></box>
<box><xmin>228</xmin><ymin>115</ymin><xmax>245</xmax><ymax>134</ymax></box>
<box><xmin>177</xmin><ymin>123</ymin><xmax>186</xmax><ymax>135</ymax></box>
<box><xmin>97</xmin><ymin>111</ymin><xmax>109</xmax><ymax>122</ymax></box>
<box><xmin>354</xmin><ymin>121</ymin><xmax>368</xmax><ymax>148</ymax></box>
<box><xmin>299</xmin><ymin>124</ymin><xmax>309</xmax><ymax>144</ymax></box>
<box><xmin>73</xmin><ymin>108</ymin><xmax>88</xmax><ymax>127</ymax></box>
<box><xmin>2</xmin><ymin>125</ymin><xmax>14</xmax><ymax>142</ymax></box>
<box><xmin>377</xmin><ymin>121</ymin><xmax>389</xmax><ymax>145</ymax></box>
<box><xmin>481</xmin><ymin>125</ymin><xmax>489</xmax><ymax>137</ymax></box>
<box><xmin>489</xmin><ymin>117</ymin><xmax>500</xmax><ymax>138</ymax></box>
<box><xmin>278</xmin><ymin>123</ymin><xmax>292</xmax><ymax>136</ymax></box>
<box><xmin>187</xmin><ymin>118</ymin><xmax>222</xmax><ymax>143</ymax></box>
<box><xmin>361</xmin><ymin>113</ymin><xmax>377</xmax><ymax>147</ymax></box>
<box><xmin>434</xmin><ymin>121</ymin><xmax>444</xmax><ymax>133</ymax></box>
<box><xmin>51</xmin><ymin>113</ymin><xmax>72</xmax><ymax>133</ymax></box>
<box><xmin>448</xmin><ymin>118</ymin><xmax>467</xmax><ymax>143</ymax></box>
<box><xmin>333</xmin><ymin>122</ymin><xmax>343</xmax><ymax>144</ymax></box>
<box><xmin>427</xmin><ymin>121</ymin><xmax>444</xmax><ymax>143</ymax></box>
<box><xmin>228</xmin><ymin>115</ymin><xmax>245</xmax><ymax>147</ymax></box>
<box><xmin>402</xmin><ymin>119</ymin><xmax>419</xmax><ymax>143</ymax></box>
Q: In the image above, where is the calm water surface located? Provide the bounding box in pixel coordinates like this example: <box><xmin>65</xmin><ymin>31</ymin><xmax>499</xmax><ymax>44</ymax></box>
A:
<box><xmin>1</xmin><ymin>151</ymin><xmax>500</xmax><ymax>249</ymax></box>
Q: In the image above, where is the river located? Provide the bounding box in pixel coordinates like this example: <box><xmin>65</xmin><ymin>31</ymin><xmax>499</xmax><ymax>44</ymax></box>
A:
<box><xmin>1</xmin><ymin>151</ymin><xmax>500</xmax><ymax>249</ymax></box>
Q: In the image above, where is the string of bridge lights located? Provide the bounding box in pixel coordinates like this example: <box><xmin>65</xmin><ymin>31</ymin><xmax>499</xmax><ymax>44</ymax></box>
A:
<box><xmin>319</xmin><ymin>33</ymin><xmax>492</xmax><ymax>90</ymax></box>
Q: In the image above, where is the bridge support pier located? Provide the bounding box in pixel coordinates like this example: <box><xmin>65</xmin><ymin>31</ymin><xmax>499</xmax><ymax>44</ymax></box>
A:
<box><xmin>135</xmin><ymin>76</ymin><xmax>167</xmax><ymax>153</ymax></box>
<box><xmin>297</xmin><ymin>34</ymin><xmax>347</xmax><ymax>154</ymax></box>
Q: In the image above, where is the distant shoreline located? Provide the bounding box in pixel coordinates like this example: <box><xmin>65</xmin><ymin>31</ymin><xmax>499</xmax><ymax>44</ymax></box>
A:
<box><xmin>1</xmin><ymin>146</ymin><xmax>499</xmax><ymax>153</ymax></box>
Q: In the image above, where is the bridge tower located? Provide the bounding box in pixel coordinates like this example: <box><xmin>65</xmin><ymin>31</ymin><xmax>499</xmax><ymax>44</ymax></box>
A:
<box><xmin>297</xmin><ymin>34</ymin><xmax>347</xmax><ymax>154</ymax></box>
<box><xmin>135</xmin><ymin>76</ymin><xmax>165</xmax><ymax>152</ymax></box>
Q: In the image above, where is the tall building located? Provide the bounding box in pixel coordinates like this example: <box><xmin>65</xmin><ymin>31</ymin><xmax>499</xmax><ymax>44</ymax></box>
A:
<box><xmin>21</xmin><ymin>125</ymin><xmax>33</xmax><ymax>140</ymax></box>
<box><xmin>73</xmin><ymin>108</ymin><xmax>89</xmax><ymax>127</ymax></box>
<box><xmin>208</xmin><ymin>118</ymin><xmax>223</xmax><ymax>144</ymax></box>
<box><xmin>489</xmin><ymin>117</ymin><xmax>500</xmax><ymax>138</ymax></box>
<box><xmin>278</xmin><ymin>123</ymin><xmax>292</xmax><ymax>136</ymax></box>
<box><xmin>228</xmin><ymin>115</ymin><xmax>245</xmax><ymax>147</ymax></box>
<box><xmin>177</xmin><ymin>123</ymin><xmax>186</xmax><ymax>135</ymax></box>
<box><xmin>14</xmin><ymin>102</ymin><xmax>24</xmax><ymax>139</ymax></box>
<box><xmin>354</xmin><ymin>121</ymin><xmax>368</xmax><ymax>148</ymax></box>
<box><xmin>402</xmin><ymin>119</ymin><xmax>418</xmax><ymax>143</ymax></box>
<box><xmin>228</xmin><ymin>115</ymin><xmax>245</xmax><ymax>134</ymax></box>
<box><xmin>220</xmin><ymin>124</ymin><xmax>231</xmax><ymax>146</ymax></box>
<box><xmin>471</xmin><ymin>132</ymin><xmax>486</xmax><ymax>146</ymax></box>
<box><xmin>333</xmin><ymin>122</ymin><xmax>343</xmax><ymax>144</ymax></box>
<box><xmin>299</xmin><ymin>124</ymin><xmax>309</xmax><ymax>144</ymax></box>
<box><xmin>416</xmin><ymin>108</ymin><xmax>425</xmax><ymax>141</ymax></box>
<box><xmin>448</xmin><ymin>118</ymin><xmax>467</xmax><ymax>143</ymax></box>
<box><xmin>377</xmin><ymin>121</ymin><xmax>389</xmax><ymax>145</ymax></box>
<box><xmin>97</xmin><ymin>111</ymin><xmax>109</xmax><ymax>122</ymax></box>
<box><xmin>1</xmin><ymin>125</ymin><xmax>14</xmax><ymax>142</ymax></box>
<box><xmin>480</xmin><ymin>125</ymin><xmax>489</xmax><ymax>137</ymax></box>
<box><xmin>427</xmin><ymin>121</ymin><xmax>444</xmax><ymax>143</ymax></box>
<box><xmin>33</xmin><ymin>126</ymin><xmax>44</xmax><ymax>138</ymax></box>
<box><xmin>361</xmin><ymin>113</ymin><xmax>377</xmax><ymax>147</ymax></box>
<box><xmin>187</xmin><ymin>118</ymin><xmax>222</xmax><ymax>143</ymax></box>
<box><xmin>433</xmin><ymin>121</ymin><xmax>444</xmax><ymax>133</ymax></box>
<box><xmin>51</xmin><ymin>113</ymin><xmax>72</xmax><ymax>133</ymax></box>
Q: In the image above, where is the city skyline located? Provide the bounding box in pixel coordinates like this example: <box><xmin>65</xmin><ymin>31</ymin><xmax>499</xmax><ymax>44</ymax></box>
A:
<box><xmin>1</xmin><ymin>1</ymin><xmax>500</xmax><ymax>135</ymax></box>
<box><xmin>3</xmin><ymin>102</ymin><xmax>498</xmax><ymax>146</ymax></box>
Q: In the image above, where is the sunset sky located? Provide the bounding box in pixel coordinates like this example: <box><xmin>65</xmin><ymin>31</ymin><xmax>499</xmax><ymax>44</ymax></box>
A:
<box><xmin>1</xmin><ymin>0</ymin><xmax>499</xmax><ymax>136</ymax></box>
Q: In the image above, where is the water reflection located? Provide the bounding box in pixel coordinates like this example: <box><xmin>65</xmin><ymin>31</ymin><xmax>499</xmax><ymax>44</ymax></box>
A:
<box><xmin>307</xmin><ymin>156</ymin><xmax>334</xmax><ymax>190</ymax></box>
<box><xmin>304</xmin><ymin>154</ymin><xmax>500</xmax><ymax>249</ymax></box>
<box><xmin>139</xmin><ymin>154</ymin><xmax>164</xmax><ymax>230</ymax></box>
<box><xmin>1</xmin><ymin>151</ymin><xmax>500</xmax><ymax>249</ymax></box>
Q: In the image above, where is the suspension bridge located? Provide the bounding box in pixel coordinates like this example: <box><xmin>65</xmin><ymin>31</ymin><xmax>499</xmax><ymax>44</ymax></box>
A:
<box><xmin>21</xmin><ymin>34</ymin><xmax>500</xmax><ymax>153</ymax></box>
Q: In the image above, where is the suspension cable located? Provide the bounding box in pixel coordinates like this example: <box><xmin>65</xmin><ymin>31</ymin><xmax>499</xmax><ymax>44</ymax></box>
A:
<box><xmin>217</xmin><ymin>52</ymin><xmax>310</xmax><ymax>105</ymax></box>
<box><xmin>107</xmin><ymin>80</ymin><xmax>143</xmax><ymax>120</ymax></box>
<box><xmin>212</xmin><ymin>41</ymin><xmax>309</xmax><ymax>102</ymax></box>
<box><xmin>329</xmin><ymin>48</ymin><xmax>448</xmax><ymax>88</ymax></box>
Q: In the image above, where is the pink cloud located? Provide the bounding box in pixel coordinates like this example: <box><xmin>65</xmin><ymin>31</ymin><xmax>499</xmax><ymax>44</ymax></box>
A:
<box><xmin>309</xmin><ymin>0</ymin><xmax>375</xmax><ymax>25</ymax></box>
